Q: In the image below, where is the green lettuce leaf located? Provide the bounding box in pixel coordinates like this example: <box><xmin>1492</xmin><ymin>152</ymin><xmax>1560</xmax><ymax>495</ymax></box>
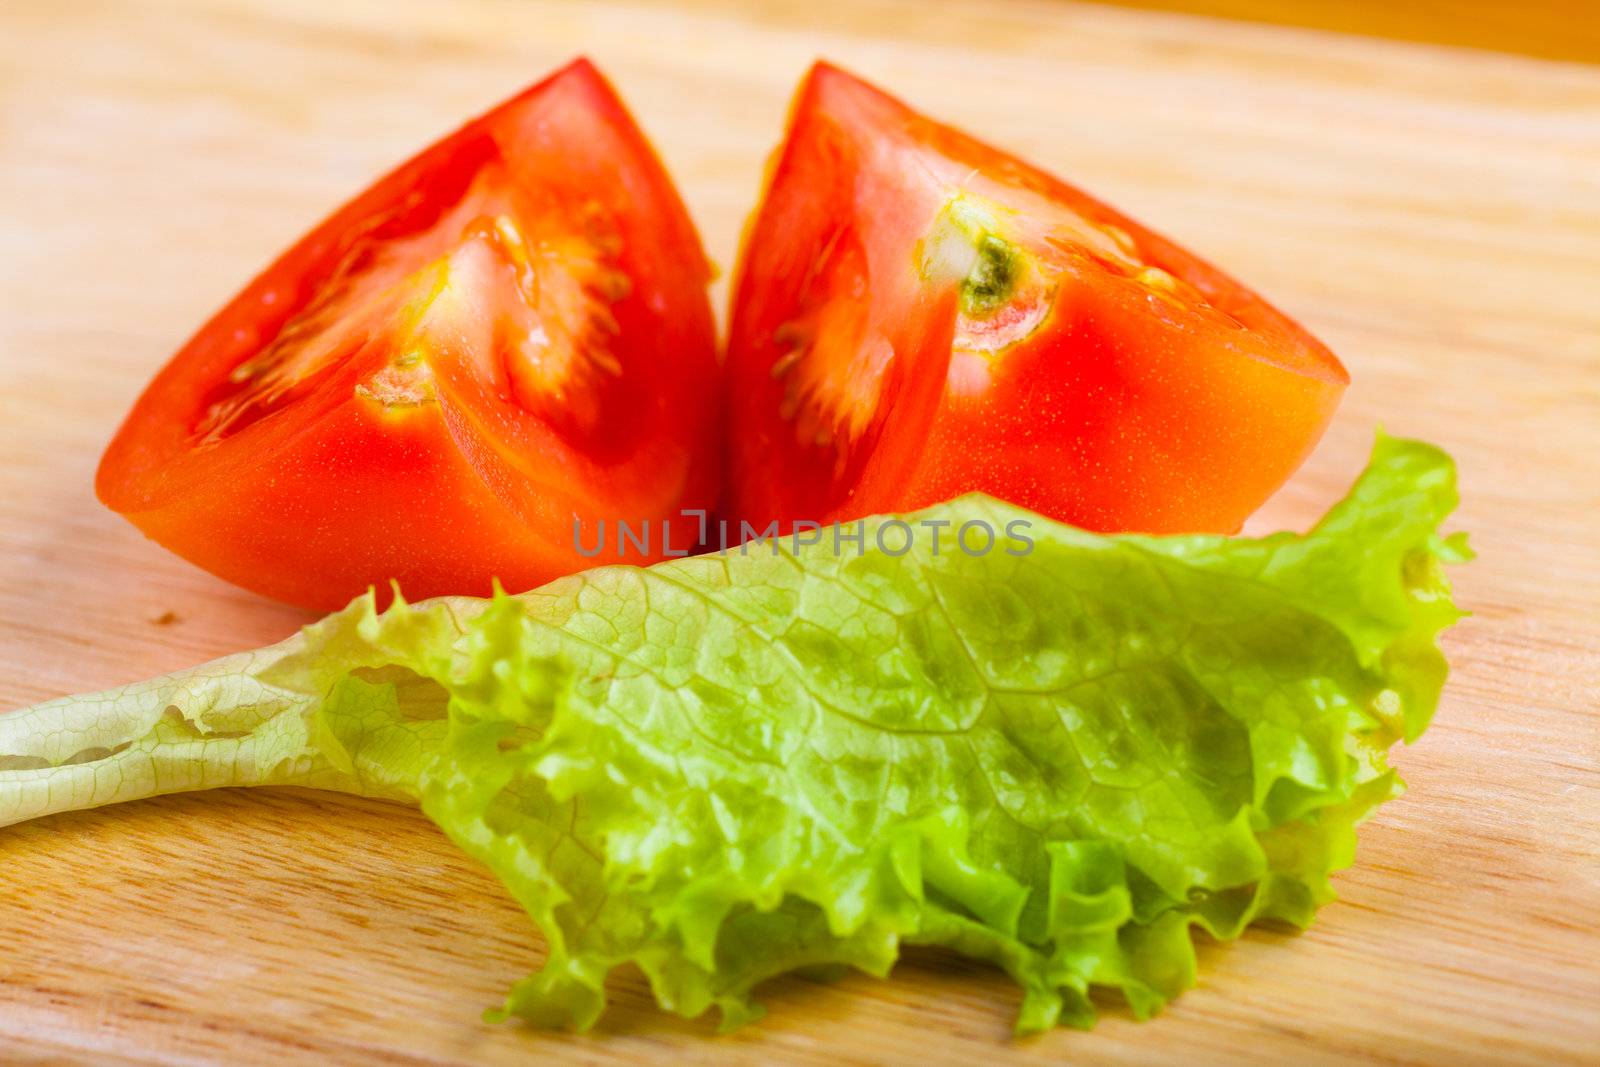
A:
<box><xmin>0</xmin><ymin>433</ymin><xmax>1467</xmax><ymax>1035</ymax></box>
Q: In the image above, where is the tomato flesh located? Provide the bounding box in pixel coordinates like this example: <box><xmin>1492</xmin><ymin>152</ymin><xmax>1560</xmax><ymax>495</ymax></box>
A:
<box><xmin>98</xmin><ymin>60</ymin><xmax>718</xmax><ymax>610</ymax></box>
<box><xmin>726</xmin><ymin>64</ymin><xmax>1348</xmax><ymax>535</ymax></box>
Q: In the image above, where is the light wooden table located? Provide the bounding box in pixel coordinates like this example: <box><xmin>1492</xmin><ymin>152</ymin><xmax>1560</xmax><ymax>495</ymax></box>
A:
<box><xmin>1</xmin><ymin>1</ymin><xmax>1597</xmax><ymax>1064</ymax></box>
<box><xmin>1097</xmin><ymin>0</ymin><xmax>1600</xmax><ymax>64</ymax></box>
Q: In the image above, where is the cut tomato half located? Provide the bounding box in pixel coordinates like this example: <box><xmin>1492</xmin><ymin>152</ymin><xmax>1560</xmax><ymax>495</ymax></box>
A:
<box><xmin>98</xmin><ymin>59</ymin><xmax>719</xmax><ymax>610</ymax></box>
<box><xmin>725</xmin><ymin>63</ymin><xmax>1348</xmax><ymax>535</ymax></box>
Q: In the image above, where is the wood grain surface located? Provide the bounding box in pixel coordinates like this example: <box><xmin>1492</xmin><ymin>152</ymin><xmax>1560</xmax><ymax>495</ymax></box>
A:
<box><xmin>1093</xmin><ymin>0</ymin><xmax>1600</xmax><ymax>64</ymax></box>
<box><xmin>2</xmin><ymin>1</ymin><xmax>1598</xmax><ymax>1064</ymax></box>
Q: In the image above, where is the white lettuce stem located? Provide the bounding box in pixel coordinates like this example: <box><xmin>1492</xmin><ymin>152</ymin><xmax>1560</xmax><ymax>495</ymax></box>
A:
<box><xmin>0</xmin><ymin>645</ymin><xmax>347</xmax><ymax>829</ymax></box>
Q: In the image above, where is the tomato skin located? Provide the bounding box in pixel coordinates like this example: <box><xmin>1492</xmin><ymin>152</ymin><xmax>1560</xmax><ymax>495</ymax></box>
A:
<box><xmin>902</xmin><ymin>277</ymin><xmax>1347</xmax><ymax>535</ymax></box>
<box><xmin>120</xmin><ymin>398</ymin><xmax>583</xmax><ymax>612</ymax></box>
<box><xmin>98</xmin><ymin>60</ymin><xmax>719</xmax><ymax>610</ymax></box>
<box><xmin>725</xmin><ymin>64</ymin><xmax>1348</xmax><ymax>536</ymax></box>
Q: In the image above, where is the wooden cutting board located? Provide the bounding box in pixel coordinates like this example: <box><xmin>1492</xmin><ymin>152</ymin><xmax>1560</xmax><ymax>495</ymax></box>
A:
<box><xmin>1</xmin><ymin>1</ymin><xmax>1596</xmax><ymax>1063</ymax></box>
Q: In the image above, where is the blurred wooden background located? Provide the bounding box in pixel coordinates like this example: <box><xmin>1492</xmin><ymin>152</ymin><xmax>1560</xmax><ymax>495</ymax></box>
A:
<box><xmin>1099</xmin><ymin>0</ymin><xmax>1600</xmax><ymax>63</ymax></box>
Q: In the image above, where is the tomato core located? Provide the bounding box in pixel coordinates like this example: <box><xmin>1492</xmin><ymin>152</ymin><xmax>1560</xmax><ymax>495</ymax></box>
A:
<box><xmin>193</xmin><ymin>166</ymin><xmax>625</xmax><ymax>449</ymax></box>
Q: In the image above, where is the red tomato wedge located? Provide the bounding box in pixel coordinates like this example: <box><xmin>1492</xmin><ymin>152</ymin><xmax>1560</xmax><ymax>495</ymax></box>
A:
<box><xmin>725</xmin><ymin>63</ymin><xmax>1348</xmax><ymax>535</ymax></box>
<box><xmin>97</xmin><ymin>60</ymin><xmax>719</xmax><ymax>610</ymax></box>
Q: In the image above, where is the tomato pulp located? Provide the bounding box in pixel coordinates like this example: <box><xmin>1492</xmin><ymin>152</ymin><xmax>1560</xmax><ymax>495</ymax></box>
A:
<box><xmin>725</xmin><ymin>64</ymin><xmax>1348</xmax><ymax>535</ymax></box>
<box><xmin>97</xmin><ymin>60</ymin><xmax>719</xmax><ymax>610</ymax></box>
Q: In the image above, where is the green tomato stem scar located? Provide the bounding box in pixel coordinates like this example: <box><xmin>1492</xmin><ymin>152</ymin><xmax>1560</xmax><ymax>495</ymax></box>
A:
<box><xmin>917</xmin><ymin>193</ymin><xmax>1028</xmax><ymax>318</ymax></box>
<box><xmin>961</xmin><ymin>233</ymin><xmax>1020</xmax><ymax>317</ymax></box>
